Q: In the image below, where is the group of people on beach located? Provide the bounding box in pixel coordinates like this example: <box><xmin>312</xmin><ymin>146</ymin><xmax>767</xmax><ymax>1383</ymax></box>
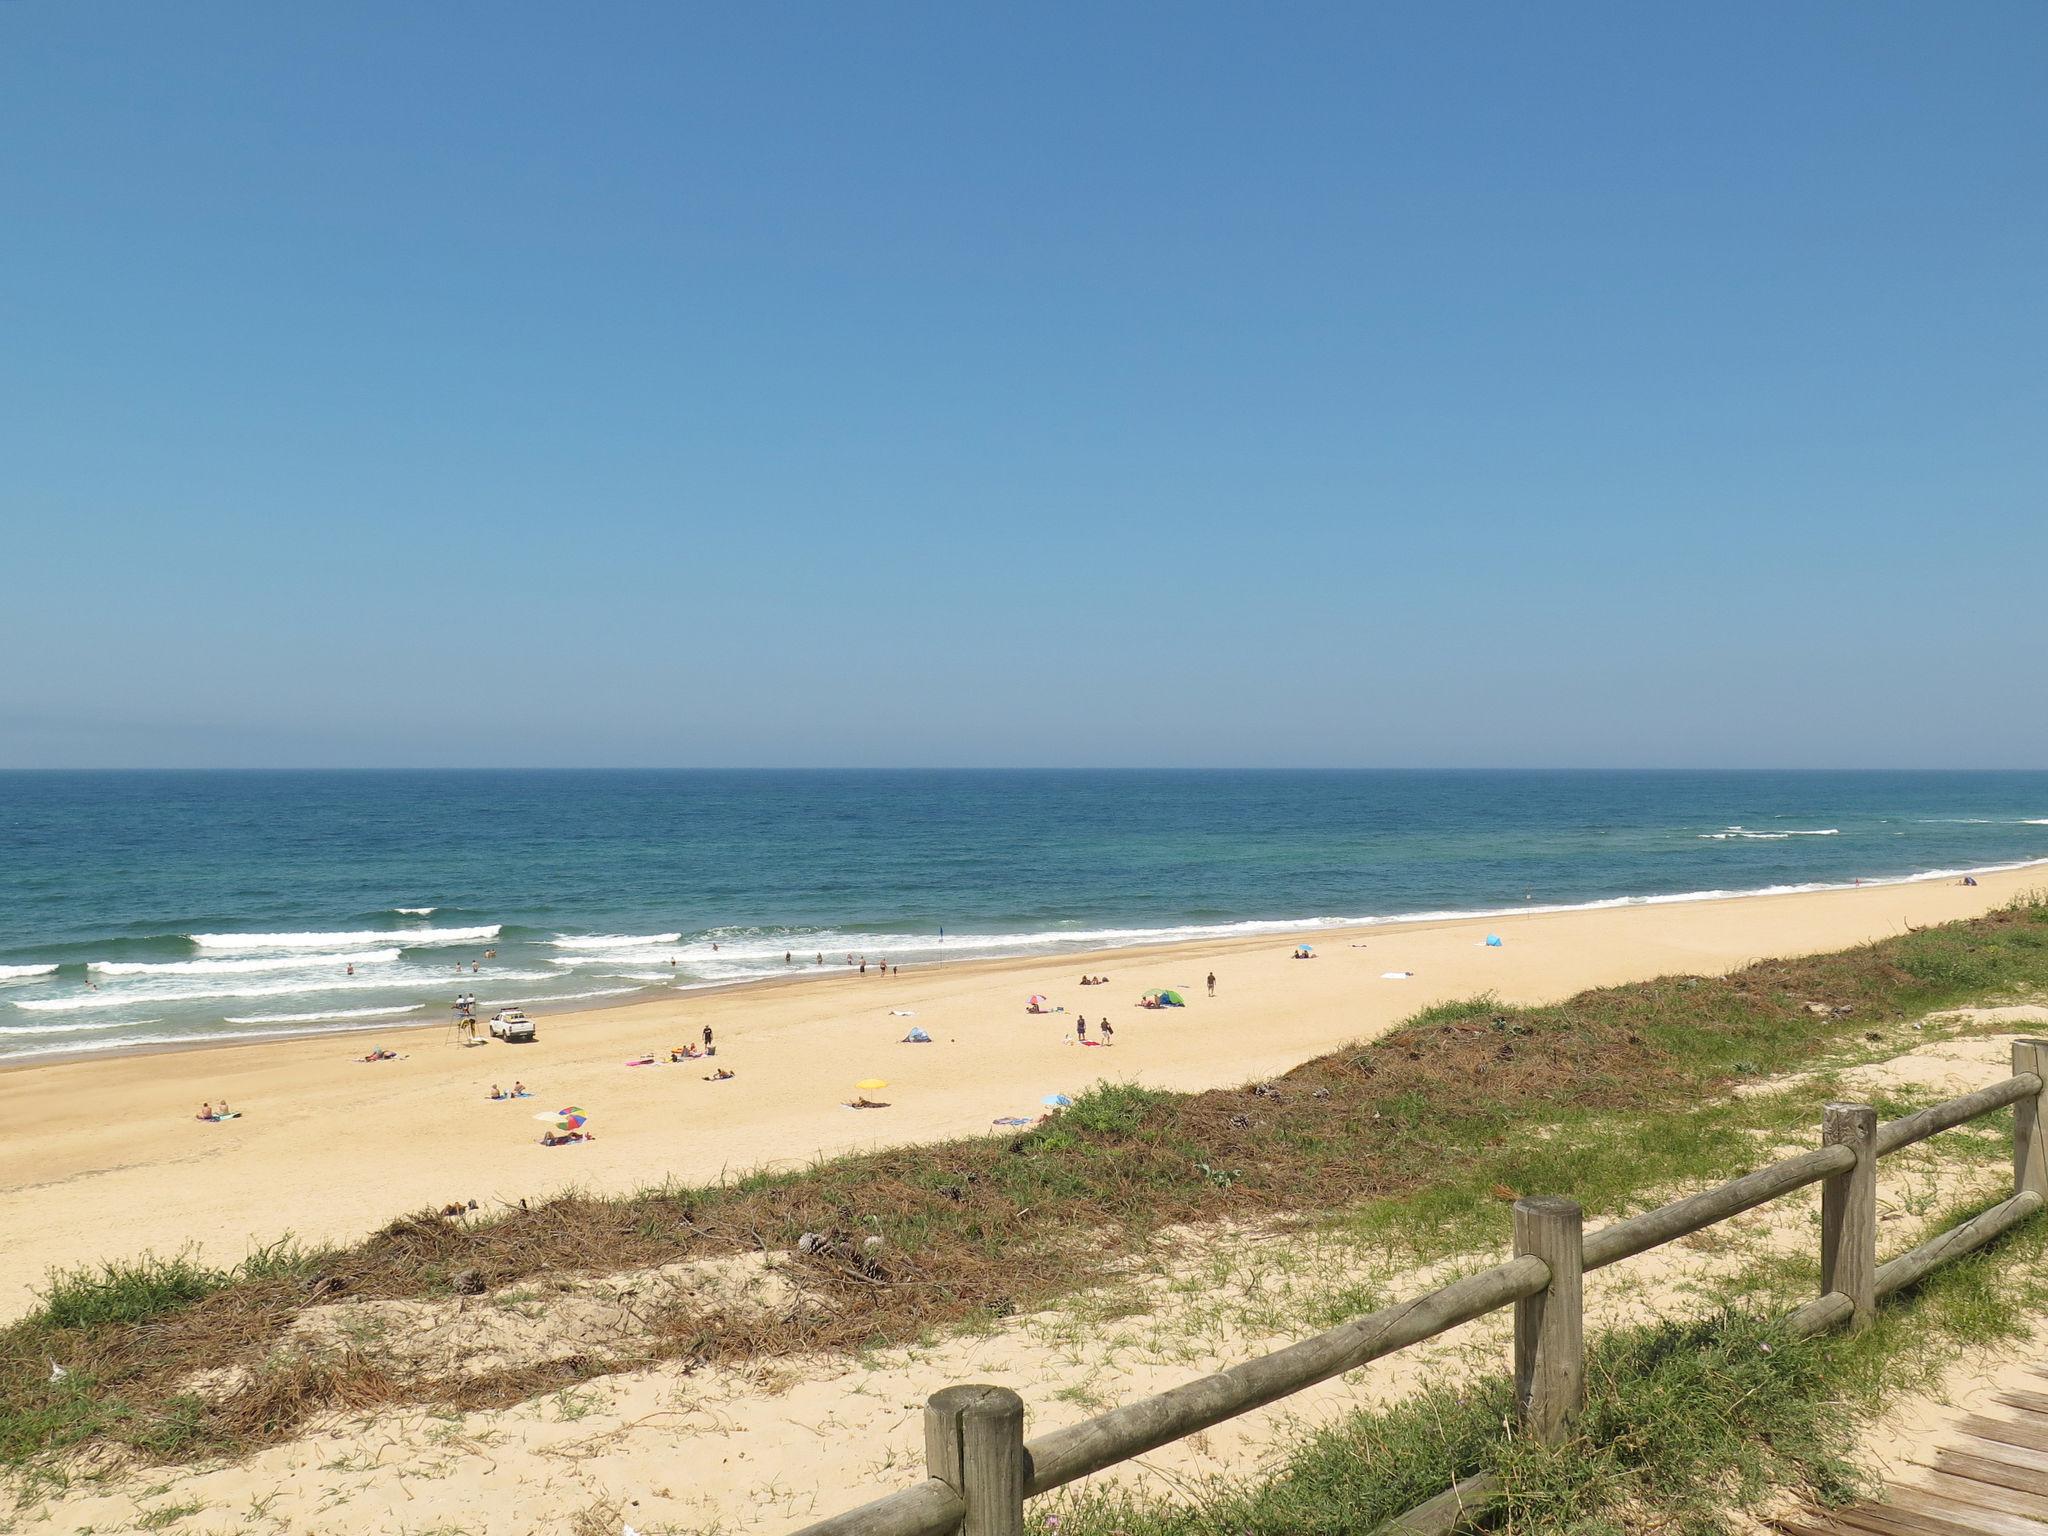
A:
<box><xmin>487</xmin><ymin>1082</ymin><xmax>530</xmax><ymax>1099</ymax></box>
<box><xmin>194</xmin><ymin>1100</ymin><xmax>235</xmax><ymax>1121</ymax></box>
<box><xmin>1077</xmin><ymin>973</ymin><xmax>1111</xmax><ymax>985</ymax></box>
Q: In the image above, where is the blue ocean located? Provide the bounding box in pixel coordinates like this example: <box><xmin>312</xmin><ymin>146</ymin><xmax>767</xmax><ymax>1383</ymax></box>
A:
<box><xmin>2</xmin><ymin>770</ymin><xmax>2045</xmax><ymax>1063</ymax></box>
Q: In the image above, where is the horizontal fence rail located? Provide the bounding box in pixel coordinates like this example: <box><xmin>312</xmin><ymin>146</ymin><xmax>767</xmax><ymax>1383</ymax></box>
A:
<box><xmin>790</xmin><ymin>1039</ymin><xmax>2048</xmax><ymax>1536</ymax></box>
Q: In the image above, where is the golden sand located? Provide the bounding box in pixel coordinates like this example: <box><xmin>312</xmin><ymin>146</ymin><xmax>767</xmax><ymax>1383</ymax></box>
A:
<box><xmin>1</xmin><ymin>867</ymin><xmax>2035</xmax><ymax>1322</ymax></box>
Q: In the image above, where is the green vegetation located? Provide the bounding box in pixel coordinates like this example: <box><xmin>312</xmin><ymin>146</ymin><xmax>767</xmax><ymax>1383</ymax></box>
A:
<box><xmin>1037</xmin><ymin>1191</ymin><xmax>2048</xmax><ymax>1536</ymax></box>
<box><xmin>2</xmin><ymin>897</ymin><xmax>2045</xmax><ymax>1475</ymax></box>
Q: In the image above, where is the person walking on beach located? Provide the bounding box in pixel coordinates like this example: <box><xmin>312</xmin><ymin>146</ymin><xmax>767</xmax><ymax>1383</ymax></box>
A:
<box><xmin>1206</xmin><ymin>971</ymin><xmax>1216</xmax><ymax>997</ymax></box>
<box><xmin>702</xmin><ymin>1024</ymin><xmax>714</xmax><ymax>1053</ymax></box>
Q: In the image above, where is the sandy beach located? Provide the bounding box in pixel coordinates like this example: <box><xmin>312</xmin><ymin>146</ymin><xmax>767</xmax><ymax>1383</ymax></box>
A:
<box><xmin>2</xmin><ymin>868</ymin><xmax>2036</xmax><ymax>1323</ymax></box>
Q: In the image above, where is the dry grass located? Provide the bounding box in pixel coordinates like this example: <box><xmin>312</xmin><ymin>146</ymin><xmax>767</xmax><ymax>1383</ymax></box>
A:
<box><xmin>5</xmin><ymin>898</ymin><xmax>2046</xmax><ymax>1473</ymax></box>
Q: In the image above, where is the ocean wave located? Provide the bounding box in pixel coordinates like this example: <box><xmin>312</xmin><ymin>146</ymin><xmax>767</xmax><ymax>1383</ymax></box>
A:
<box><xmin>0</xmin><ymin>1017</ymin><xmax>154</xmax><ymax>1037</ymax></box>
<box><xmin>546</xmin><ymin>933</ymin><xmax>682</xmax><ymax>949</ymax></box>
<box><xmin>1918</xmin><ymin>818</ymin><xmax>2048</xmax><ymax>826</ymax></box>
<box><xmin>223</xmin><ymin>1004</ymin><xmax>426</xmax><ymax>1025</ymax></box>
<box><xmin>486</xmin><ymin>986</ymin><xmax>646</xmax><ymax>1005</ymax></box>
<box><xmin>392</xmin><ymin>906</ymin><xmax>437</xmax><ymax>915</ymax></box>
<box><xmin>0</xmin><ymin>1020</ymin><xmax>425</xmax><ymax>1060</ymax></box>
<box><xmin>189</xmin><ymin>925</ymin><xmax>500</xmax><ymax>950</ymax></box>
<box><xmin>89</xmin><ymin>949</ymin><xmax>401</xmax><ymax>977</ymax></box>
<box><xmin>1698</xmin><ymin>827</ymin><xmax>1840</xmax><ymax>841</ymax></box>
<box><xmin>0</xmin><ymin>964</ymin><xmax>58</xmax><ymax>980</ymax></box>
<box><xmin>12</xmin><ymin>969</ymin><xmax>558</xmax><ymax>1012</ymax></box>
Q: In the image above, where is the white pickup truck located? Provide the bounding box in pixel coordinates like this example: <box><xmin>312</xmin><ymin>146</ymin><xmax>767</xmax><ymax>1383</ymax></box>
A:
<box><xmin>488</xmin><ymin>1008</ymin><xmax>537</xmax><ymax>1043</ymax></box>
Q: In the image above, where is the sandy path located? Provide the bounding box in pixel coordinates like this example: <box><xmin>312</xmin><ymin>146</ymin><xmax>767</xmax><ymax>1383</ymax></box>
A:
<box><xmin>0</xmin><ymin>868</ymin><xmax>2036</xmax><ymax>1321</ymax></box>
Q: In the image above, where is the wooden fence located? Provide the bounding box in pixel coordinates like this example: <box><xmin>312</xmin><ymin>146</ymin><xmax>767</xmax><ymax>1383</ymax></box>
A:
<box><xmin>789</xmin><ymin>1039</ymin><xmax>2048</xmax><ymax>1536</ymax></box>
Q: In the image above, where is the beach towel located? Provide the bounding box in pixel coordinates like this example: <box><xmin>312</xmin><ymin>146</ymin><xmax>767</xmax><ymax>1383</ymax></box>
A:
<box><xmin>1381</xmin><ymin>971</ymin><xmax>1414</xmax><ymax>979</ymax></box>
<box><xmin>992</xmin><ymin>1116</ymin><xmax>1032</xmax><ymax>1126</ymax></box>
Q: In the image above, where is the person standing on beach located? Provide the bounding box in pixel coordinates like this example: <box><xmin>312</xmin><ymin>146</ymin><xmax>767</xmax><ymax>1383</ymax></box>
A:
<box><xmin>1207</xmin><ymin>971</ymin><xmax>1216</xmax><ymax>997</ymax></box>
<box><xmin>702</xmin><ymin>1024</ymin><xmax>713</xmax><ymax>1052</ymax></box>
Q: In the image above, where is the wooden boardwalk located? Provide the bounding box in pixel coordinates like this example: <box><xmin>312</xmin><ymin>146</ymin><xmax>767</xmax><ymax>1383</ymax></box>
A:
<box><xmin>1778</xmin><ymin>1370</ymin><xmax>2048</xmax><ymax>1536</ymax></box>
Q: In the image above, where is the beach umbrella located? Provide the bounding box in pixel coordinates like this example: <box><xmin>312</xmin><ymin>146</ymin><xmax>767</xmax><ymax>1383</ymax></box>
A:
<box><xmin>856</xmin><ymin>1078</ymin><xmax>889</xmax><ymax>1090</ymax></box>
<box><xmin>533</xmin><ymin>1107</ymin><xmax>588</xmax><ymax>1132</ymax></box>
<box><xmin>1159</xmin><ymin>989</ymin><xmax>1185</xmax><ymax>1006</ymax></box>
<box><xmin>1299</xmin><ymin>944</ymin><xmax>1314</xmax><ymax>954</ymax></box>
<box><xmin>1027</xmin><ymin>994</ymin><xmax>1047</xmax><ymax>1007</ymax></box>
<box><xmin>1042</xmin><ymin>1093</ymin><xmax>1073</xmax><ymax>1108</ymax></box>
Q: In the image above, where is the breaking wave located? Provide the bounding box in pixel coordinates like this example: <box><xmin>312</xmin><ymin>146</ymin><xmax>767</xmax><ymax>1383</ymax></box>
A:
<box><xmin>189</xmin><ymin>926</ymin><xmax>500</xmax><ymax>950</ymax></box>
<box><xmin>89</xmin><ymin>949</ymin><xmax>401</xmax><ymax>977</ymax></box>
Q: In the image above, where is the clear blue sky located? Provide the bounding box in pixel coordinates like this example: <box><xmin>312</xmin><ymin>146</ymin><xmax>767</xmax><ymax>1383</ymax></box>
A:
<box><xmin>3</xmin><ymin>3</ymin><xmax>2042</xmax><ymax>768</ymax></box>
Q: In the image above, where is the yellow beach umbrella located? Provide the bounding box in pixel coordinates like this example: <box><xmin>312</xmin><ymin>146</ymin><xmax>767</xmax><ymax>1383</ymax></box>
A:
<box><xmin>856</xmin><ymin>1078</ymin><xmax>889</xmax><ymax>1091</ymax></box>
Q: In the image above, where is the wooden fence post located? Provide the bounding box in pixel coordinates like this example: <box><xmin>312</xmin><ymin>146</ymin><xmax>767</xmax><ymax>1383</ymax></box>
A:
<box><xmin>925</xmin><ymin>1384</ymin><xmax>1026</xmax><ymax>1536</ymax></box>
<box><xmin>1513</xmin><ymin>1196</ymin><xmax>1583</xmax><ymax>1444</ymax></box>
<box><xmin>2016</xmin><ymin>1040</ymin><xmax>2048</xmax><ymax>1202</ymax></box>
<box><xmin>1820</xmin><ymin>1103</ymin><xmax>1877</xmax><ymax>1331</ymax></box>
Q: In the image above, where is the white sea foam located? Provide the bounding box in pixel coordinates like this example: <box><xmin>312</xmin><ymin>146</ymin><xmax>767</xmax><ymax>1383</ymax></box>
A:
<box><xmin>0</xmin><ymin>1017</ymin><xmax>151</xmax><ymax>1037</ymax></box>
<box><xmin>546</xmin><ymin>933</ymin><xmax>682</xmax><ymax>949</ymax></box>
<box><xmin>12</xmin><ymin>969</ymin><xmax>557</xmax><ymax>1012</ymax></box>
<box><xmin>0</xmin><ymin>964</ymin><xmax>58</xmax><ymax>980</ymax></box>
<box><xmin>189</xmin><ymin>925</ymin><xmax>500</xmax><ymax>950</ymax></box>
<box><xmin>223</xmin><ymin>1004</ymin><xmax>425</xmax><ymax>1025</ymax></box>
<box><xmin>1698</xmin><ymin>827</ymin><xmax>1840</xmax><ymax>841</ymax></box>
<box><xmin>486</xmin><ymin>986</ymin><xmax>645</xmax><ymax>1005</ymax></box>
<box><xmin>392</xmin><ymin>907</ymin><xmax>437</xmax><ymax>915</ymax></box>
<box><xmin>89</xmin><ymin>949</ymin><xmax>401</xmax><ymax>977</ymax></box>
<box><xmin>0</xmin><ymin>1020</ymin><xmax>422</xmax><ymax>1060</ymax></box>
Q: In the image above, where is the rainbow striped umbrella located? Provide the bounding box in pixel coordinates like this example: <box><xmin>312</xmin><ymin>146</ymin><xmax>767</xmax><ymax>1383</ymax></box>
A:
<box><xmin>533</xmin><ymin>1106</ymin><xmax>589</xmax><ymax>1133</ymax></box>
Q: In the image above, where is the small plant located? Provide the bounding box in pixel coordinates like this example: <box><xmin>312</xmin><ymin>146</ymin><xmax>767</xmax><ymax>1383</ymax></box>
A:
<box><xmin>135</xmin><ymin>1501</ymin><xmax>206</xmax><ymax>1530</ymax></box>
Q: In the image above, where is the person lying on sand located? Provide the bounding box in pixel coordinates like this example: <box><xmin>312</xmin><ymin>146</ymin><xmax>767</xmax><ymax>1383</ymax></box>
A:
<box><xmin>670</xmin><ymin>1046</ymin><xmax>702</xmax><ymax>1061</ymax></box>
<box><xmin>360</xmin><ymin>1048</ymin><xmax>401</xmax><ymax>1062</ymax></box>
<box><xmin>704</xmin><ymin>1068</ymin><xmax>735</xmax><ymax>1081</ymax></box>
<box><xmin>539</xmin><ymin>1129</ymin><xmax>593</xmax><ymax>1146</ymax></box>
<box><xmin>844</xmin><ymin>1096</ymin><xmax>890</xmax><ymax>1109</ymax></box>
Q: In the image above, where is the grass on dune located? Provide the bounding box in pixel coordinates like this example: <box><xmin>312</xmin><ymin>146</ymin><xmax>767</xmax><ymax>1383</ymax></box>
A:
<box><xmin>2</xmin><ymin>897</ymin><xmax>2046</xmax><ymax>1473</ymax></box>
<box><xmin>1034</xmin><ymin>1191</ymin><xmax>2048</xmax><ymax>1536</ymax></box>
